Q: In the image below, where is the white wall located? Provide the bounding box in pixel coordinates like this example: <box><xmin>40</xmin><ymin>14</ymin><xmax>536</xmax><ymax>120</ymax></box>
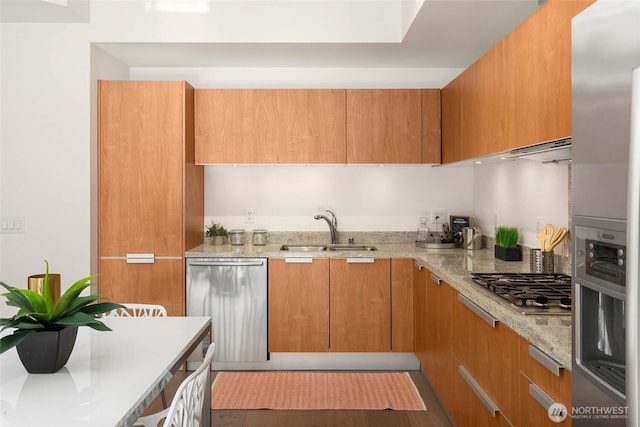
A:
<box><xmin>0</xmin><ymin>23</ymin><xmax>91</xmax><ymax>312</ymax></box>
<box><xmin>204</xmin><ymin>165</ymin><xmax>474</xmax><ymax>232</ymax></box>
<box><xmin>473</xmin><ymin>159</ymin><xmax>570</xmax><ymax>255</ymax></box>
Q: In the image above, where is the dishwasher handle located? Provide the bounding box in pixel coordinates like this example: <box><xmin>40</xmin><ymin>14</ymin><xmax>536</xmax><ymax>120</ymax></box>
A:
<box><xmin>188</xmin><ymin>260</ymin><xmax>265</xmax><ymax>267</ymax></box>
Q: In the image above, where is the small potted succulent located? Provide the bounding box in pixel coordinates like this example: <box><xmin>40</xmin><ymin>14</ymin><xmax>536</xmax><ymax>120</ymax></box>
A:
<box><xmin>494</xmin><ymin>226</ymin><xmax>522</xmax><ymax>261</ymax></box>
<box><xmin>0</xmin><ymin>260</ymin><xmax>124</xmax><ymax>373</ymax></box>
<box><xmin>205</xmin><ymin>221</ymin><xmax>229</xmax><ymax>245</ymax></box>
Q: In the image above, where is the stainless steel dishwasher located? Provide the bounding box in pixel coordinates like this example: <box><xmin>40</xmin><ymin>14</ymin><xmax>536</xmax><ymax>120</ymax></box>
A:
<box><xmin>186</xmin><ymin>257</ymin><xmax>267</xmax><ymax>363</ymax></box>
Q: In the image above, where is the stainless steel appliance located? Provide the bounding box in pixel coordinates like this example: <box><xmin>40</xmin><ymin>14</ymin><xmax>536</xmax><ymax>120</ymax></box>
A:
<box><xmin>468</xmin><ymin>272</ymin><xmax>572</xmax><ymax>316</ymax></box>
<box><xmin>573</xmin><ymin>217</ymin><xmax>626</xmax><ymax>407</ymax></box>
<box><xmin>186</xmin><ymin>257</ymin><xmax>268</xmax><ymax>365</ymax></box>
<box><xmin>572</xmin><ymin>1</ymin><xmax>638</xmax><ymax>424</ymax></box>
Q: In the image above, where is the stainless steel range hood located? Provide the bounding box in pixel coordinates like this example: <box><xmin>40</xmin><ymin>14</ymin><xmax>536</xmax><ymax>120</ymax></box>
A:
<box><xmin>506</xmin><ymin>137</ymin><xmax>572</xmax><ymax>164</ymax></box>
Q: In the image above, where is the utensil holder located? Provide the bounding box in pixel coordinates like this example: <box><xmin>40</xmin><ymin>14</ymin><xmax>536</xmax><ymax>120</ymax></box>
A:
<box><xmin>530</xmin><ymin>249</ymin><xmax>554</xmax><ymax>273</ymax></box>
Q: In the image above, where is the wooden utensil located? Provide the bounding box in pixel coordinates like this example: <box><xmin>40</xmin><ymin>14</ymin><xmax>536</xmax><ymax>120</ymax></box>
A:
<box><xmin>547</xmin><ymin>226</ymin><xmax>568</xmax><ymax>251</ymax></box>
<box><xmin>538</xmin><ymin>224</ymin><xmax>554</xmax><ymax>251</ymax></box>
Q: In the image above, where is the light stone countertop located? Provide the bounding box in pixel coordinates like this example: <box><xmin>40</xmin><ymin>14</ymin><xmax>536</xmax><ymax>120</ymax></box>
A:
<box><xmin>186</xmin><ymin>241</ymin><xmax>573</xmax><ymax>369</ymax></box>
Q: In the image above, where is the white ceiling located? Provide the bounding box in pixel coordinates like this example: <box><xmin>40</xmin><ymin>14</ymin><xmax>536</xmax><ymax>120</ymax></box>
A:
<box><xmin>2</xmin><ymin>0</ymin><xmax>540</xmax><ymax>69</ymax></box>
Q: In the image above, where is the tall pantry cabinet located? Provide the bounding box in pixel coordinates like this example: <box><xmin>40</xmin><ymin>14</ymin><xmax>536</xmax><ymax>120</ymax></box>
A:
<box><xmin>98</xmin><ymin>80</ymin><xmax>204</xmax><ymax>316</ymax></box>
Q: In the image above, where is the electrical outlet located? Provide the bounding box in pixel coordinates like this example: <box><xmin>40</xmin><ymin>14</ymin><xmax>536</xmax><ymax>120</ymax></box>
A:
<box><xmin>245</xmin><ymin>208</ymin><xmax>255</xmax><ymax>223</ymax></box>
<box><xmin>536</xmin><ymin>216</ymin><xmax>543</xmax><ymax>232</ymax></box>
<box><xmin>431</xmin><ymin>209</ymin><xmax>445</xmax><ymax>224</ymax></box>
<box><xmin>493</xmin><ymin>212</ymin><xmax>499</xmax><ymax>231</ymax></box>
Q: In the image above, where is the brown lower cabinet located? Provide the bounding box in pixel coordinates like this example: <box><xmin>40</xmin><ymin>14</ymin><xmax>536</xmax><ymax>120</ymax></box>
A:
<box><xmin>98</xmin><ymin>259</ymin><xmax>185</xmax><ymax>316</ymax></box>
<box><xmin>268</xmin><ymin>258</ymin><xmax>330</xmax><ymax>352</ymax></box>
<box><xmin>330</xmin><ymin>258</ymin><xmax>391</xmax><ymax>352</ymax></box>
<box><xmin>518</xmin><ymin>336</ymin><xmax>572</xmax><ymax>426</ymax></box>
<box><xmin>269</xmin><ymin>257</ymin><xmax>412</xmax><ymax>353</ymax></box>
<box><xmin>414</xmin><ymin>266</ymin><xmax>572</xmax><ymax>426</ymax></box>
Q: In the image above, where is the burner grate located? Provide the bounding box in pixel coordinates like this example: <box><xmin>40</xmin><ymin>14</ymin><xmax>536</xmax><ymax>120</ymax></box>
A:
<box><xmin>470</xmin><ymin>273</ymin><xmax>572</xmax><ymax>313</ymax></box>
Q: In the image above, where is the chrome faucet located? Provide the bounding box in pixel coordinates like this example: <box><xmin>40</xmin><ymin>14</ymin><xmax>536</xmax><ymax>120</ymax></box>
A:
<box><xmin>314</xmin><ymin>209</ymin><xmax>338</xmax><ymax>244</ymax></box>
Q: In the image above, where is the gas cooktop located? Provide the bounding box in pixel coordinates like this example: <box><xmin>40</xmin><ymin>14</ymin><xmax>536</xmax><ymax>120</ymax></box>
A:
<box><xmin>467</xmin><ymin>272</ymin><xmax>572</xmax><ymax>316</ymax></box>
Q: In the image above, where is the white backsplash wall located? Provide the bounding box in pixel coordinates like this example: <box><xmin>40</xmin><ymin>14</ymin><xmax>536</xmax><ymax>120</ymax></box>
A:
<box><xmin>204</xmin><ymin>165</ymin><xmax>474</xmax><ymax>232</ymax></box>
<box><xmin>473</xmin><ymin>159</ymin><xmax>570</xmax><ymax>254</ymax></box>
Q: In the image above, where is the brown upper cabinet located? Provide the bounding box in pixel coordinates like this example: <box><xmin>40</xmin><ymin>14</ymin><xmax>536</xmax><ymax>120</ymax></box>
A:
<box><xmin>441</xmin><ymin>0</ymin><xmax>595</xmax><ymax>164</ymax></box>
<box><xmin>196</xmin><ymin>88</ymin><xmax>441</xmax><ymax>165</ymax></box>
<box><xmin>346</xmin><ymin>89</ymin><xmax>422</xmax><ymax>163</ymax></box>
<box><xmin>195</xmin><ymin>89</ymin><xmax>347</xmax><ymax>164</ymax></box>
<box><xmin>422</xmin><ymin>89</ymin><xmax>442</xmax><ymax>164</ymax></box>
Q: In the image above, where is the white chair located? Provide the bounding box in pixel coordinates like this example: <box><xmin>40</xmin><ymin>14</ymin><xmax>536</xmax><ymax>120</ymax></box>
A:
<box><xmin>104</xmin><ymin>303</ymin><xmax>169</xmax><ymax>407</ymax></box>
<box><xmin>104</xmin><ymin>303</ymin><xmax>168</xmax><ymax>317</ymax></box>
<box><xmin>134</xmin><ymin>343</ymin><xmax>216</xmax><ymax>427</ymax></box>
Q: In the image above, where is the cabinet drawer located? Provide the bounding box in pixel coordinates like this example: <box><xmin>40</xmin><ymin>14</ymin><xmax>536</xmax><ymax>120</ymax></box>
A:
<box><xmin>451</xmin><ymin>292</ymin><xmax>519</xmax><ymax>423</ymax></box>
<box><xmin>518</xmin><ymin>336</ymin><xmax>571</xmax><ymax>410</ymax></box>
<box><xmin>519</xmin><ymin>373</ymin><xmax>571</xmax><ymax>427</ymax></box>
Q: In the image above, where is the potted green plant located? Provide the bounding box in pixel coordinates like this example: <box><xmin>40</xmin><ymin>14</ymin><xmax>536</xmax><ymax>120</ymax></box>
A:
<box><xmin>495</xmin><ymin>226</ymin><xmax>522</xmax><ymax>261</ymax></box>
<box><xmin>205</xmin><ymin>221</ymin><xmax>229</xmax><ymax>245</ymax></box>
<box><xmin>0</xmin><ymin>260</ymin><xmax>124</xmax><ymax>373</ymax></box>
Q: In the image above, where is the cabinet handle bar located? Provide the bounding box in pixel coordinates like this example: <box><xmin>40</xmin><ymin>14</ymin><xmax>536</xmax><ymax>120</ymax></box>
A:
<box><xmin>458</xmin><ymin>365</ymin><xmax>499</xmax><ymax>417</ymax></box>
<box><xmin>529</xmin><ymin>344</ymin><xmax>563</xmax><ymax>376</ymax></box>
<box><xmin>458</xmin><ymin>293</ymin><xmax>498</xmax><ymax>327</ymax></box>
<box><xmin>529</xmin><ymin>383</ymin><xmax>558</xmax><ymax>412</ymax></box>
<box><xmin>430</xmin><ymin>272</ymin><xmax>441</xmax><ymax>285</ymax></box>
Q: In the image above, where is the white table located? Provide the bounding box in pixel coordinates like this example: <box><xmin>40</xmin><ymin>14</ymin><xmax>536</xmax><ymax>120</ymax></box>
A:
<box><xmin>0</xmin><ymin>316</ymin><xmax>211</xmax><ymax>427</ymax></box>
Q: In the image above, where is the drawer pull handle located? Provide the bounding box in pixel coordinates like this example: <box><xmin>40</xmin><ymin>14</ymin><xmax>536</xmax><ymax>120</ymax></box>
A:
<box><xmin>529</xmin><ymin>345</ymin><xmax>564</xmax><ymax>376</ymax></box>
<box><xmin>346</xmin><ymin>257</ymin><xmax>374</xmax><ymax>264</ymax></box>
<box><xmin>430</xmin><ymin>272</ymin><xmax>441</xmax><ymax>285</ymax></box>
<box><xmin>414</xmin><ymin>261</ymin><xmax>424</xmax><ymax>270</ymax></box>
<box><xmin>529</xmin><ymin>383</ymin><xmax>558</xmax><ymax>412</ymax></box>
<box><xmin>126</xmin><ymin>253</ymin><xmax>155</xmax><ymax>264</ymax></box>
<box><xmin>284</xmin><ymin>258</ymin><xmax>313</xmax><ymax>264</ymax></box>
<box><xmin>458</xmin><ymin>365</ymin><xmax>499</xmax><ymax>417</ymax></box>
<box><xmin>458</xmin><ymin>294</ymin><xmax>498</xmax><ymax>327</ymax></box>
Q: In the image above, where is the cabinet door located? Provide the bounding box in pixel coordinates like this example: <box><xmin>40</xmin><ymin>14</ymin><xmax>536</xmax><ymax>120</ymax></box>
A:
<box><xmin>413</xmin><ymin>262</ymin><xmax>428</xmax><ymax>366</ymax></box>
<box><xmin>391</xmin><ymin>259</ymin><xmax>414</xmax><ymax>352</ymax></box>
<box><xmin>195</xmin><ymin>89</ymin><xmax>346</xmax><ymax>164</ymax></box>
<box><xmin>518</xmin><ymin>336</ymin><xmax>572</xmax><ymax>426</ymax></box>
<box><xmin>346</xmin><ymin>89</ymin><xmax>422</xmax><ymax>163</ymax></box>
<box><xmin>424</xmin><ymin>271</ymin><xmax>453</xmax><ymax>408</ymax></box>
<box><xmin>98</xmin><ymin>80</ymin><xmax>186</xmax><ymax>257</ymax></box>
<box><xmin>461</xmin><ymin>43</ymin><xmax>509</xmax><ymax>159</ymax></box>
<box><xmin>422</xmin><ymin>89</ymin><xmax>441</xmax><ymax>164</ymax></box>
<box><xmin>98</xmin><ymin>258</ymin><xmax>185</xmax><ymax>316</ymax></box>
<box><xmin>450</xmin><ymin>355</ymin><xmax>514</xmax><ymax>427</ymax></box>
<box><xmin>268</xmin><ymin>258</ymin><xmax>330</xmax><ymax>352</ymax></box>
<box><xmin>330</xmin><ymin>258</ymin><xmax>391</xmax><ymax>351</ymax></box>
<box><xmin>503</xmin><ymin>0</ymin><xmax>594</xmax><ymax>150</ymax></box>
<box><xmin>451</xmin><ymin>292</ymin><xmax>519</xmax><ymax>424</ymax></box>
<box><xmin>441</xmin><ymin>74</ymin><xmax>463</xmax><ymax>164</ymax></box>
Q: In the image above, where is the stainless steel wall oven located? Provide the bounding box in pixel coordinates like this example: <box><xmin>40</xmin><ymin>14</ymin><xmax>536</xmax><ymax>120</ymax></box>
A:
<box><xmin>574</xmin><ymin>216</ymin><xmax>626</xmax><ymax>404</ymax></box>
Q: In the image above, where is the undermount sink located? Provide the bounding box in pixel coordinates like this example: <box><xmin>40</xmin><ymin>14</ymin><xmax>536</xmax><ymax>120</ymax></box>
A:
<box><xmin>328</xmin><ymin>245</ymin><xmax>377</xmax><ymax>251</ymax></box>
<box><xmin>279</xmin><ymin>244</ymin><xmax>378</xmax><ymax>252</ymax></box>
<box><xmin>280</xmin><ymin>244</ymin><xmax>328</xmax><ymax>251</ymax></box>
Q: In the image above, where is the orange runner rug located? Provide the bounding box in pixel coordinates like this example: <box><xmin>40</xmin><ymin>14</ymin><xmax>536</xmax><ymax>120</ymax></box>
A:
<box><xmin>211</xmin><ymin>372</ymin><xmax>427</xmax><ymax>411</ymax></box>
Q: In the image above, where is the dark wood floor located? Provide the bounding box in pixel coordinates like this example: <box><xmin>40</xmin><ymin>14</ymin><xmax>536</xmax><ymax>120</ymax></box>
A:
<box><xmin>145</xmin><ymin>370</ymin><xmax>453</xmax><ymax>427</ymax></box>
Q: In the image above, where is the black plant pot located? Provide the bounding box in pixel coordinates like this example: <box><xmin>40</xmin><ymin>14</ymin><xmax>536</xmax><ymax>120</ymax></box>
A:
<box><xmin>16</xmin><ymin>327</ymin><xmax>78</xmax><ymax>373</ymax></box>
<box><xmin>495</xmin><ymin>245</ymin><xmax>522</xmax><ymax>261</ymax></box>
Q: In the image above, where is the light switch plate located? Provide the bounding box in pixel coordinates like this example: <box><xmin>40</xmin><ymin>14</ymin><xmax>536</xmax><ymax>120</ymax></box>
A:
<box><xmin>0</xmin><ymin>216</ymin><xmax>25</xmax><ymax>234</ymax></box>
